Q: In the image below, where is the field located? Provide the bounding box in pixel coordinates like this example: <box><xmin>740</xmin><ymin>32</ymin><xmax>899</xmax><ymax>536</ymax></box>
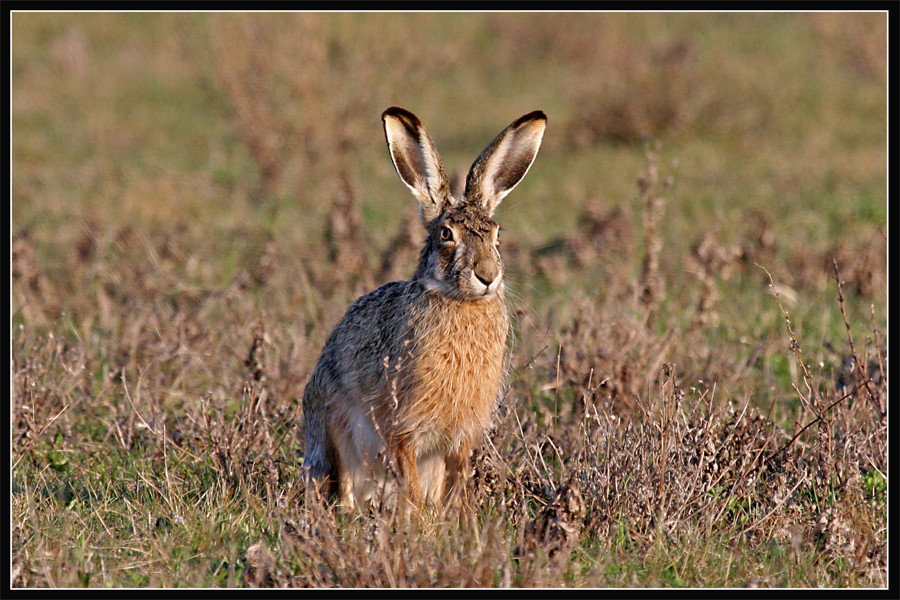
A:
<box><xmin>11</xmin><ymin>12</ymin><xmax>887</xmax><ymax>588</ymax></box>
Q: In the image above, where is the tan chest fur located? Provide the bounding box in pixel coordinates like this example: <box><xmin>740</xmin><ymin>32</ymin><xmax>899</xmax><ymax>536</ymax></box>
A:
<box><xmin>397</xmin><ymin>293</ymin><xmax>509</xmax><ymax>450</ymax></box>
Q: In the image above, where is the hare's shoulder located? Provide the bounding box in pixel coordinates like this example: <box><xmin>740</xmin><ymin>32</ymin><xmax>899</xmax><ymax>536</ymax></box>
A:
<box><xmin>343</xmin><ymin>280</ymin><xmax>416</xmax><ymax>321</ymax></box>
<box><xmin>325</xmin><ymin>280</ymin><xmax>419</xmax><ymax>346</ymax></box>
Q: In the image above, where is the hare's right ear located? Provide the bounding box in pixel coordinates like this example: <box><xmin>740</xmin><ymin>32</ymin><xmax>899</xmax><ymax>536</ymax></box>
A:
<box><xmin>382</xmin><ymin>107</ymin><xmax>452</xmax><ymax>225</ymax></box>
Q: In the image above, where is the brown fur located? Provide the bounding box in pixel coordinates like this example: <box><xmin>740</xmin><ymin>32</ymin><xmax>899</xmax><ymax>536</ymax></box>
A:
<box><xmin>402</xmin><ymin>293</ymin><xmax>508</xmax><ymax>448</ymax></box>
<box><xmin>302</xmin><ymin>107</ymin><xmax>545</xmax><ymax>511</ymax></box>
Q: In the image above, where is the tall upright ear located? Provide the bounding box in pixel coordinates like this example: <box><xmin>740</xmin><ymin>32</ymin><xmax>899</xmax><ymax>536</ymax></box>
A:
<box><xmin>382</xmin><ymin>107</ymin><xmax>452</xmax><ymax>224</ymax></box>
<box><xmin>464</xmin><ymin>110</ymin><xmax>546</xmax><ymax>215</ymax></box>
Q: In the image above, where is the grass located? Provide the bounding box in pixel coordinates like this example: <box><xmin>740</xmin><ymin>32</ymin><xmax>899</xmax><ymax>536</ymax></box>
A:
<box><xmin>11</xmin><ymin>11</ymin><xmax>887</xmax><ymax>589</ymax></box>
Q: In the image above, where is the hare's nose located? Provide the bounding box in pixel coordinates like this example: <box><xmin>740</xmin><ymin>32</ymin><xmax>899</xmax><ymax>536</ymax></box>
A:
<box><xmin>474</xmin><ymin>260</ymin><xmax>499</xmax><ymax>287</ymax></box>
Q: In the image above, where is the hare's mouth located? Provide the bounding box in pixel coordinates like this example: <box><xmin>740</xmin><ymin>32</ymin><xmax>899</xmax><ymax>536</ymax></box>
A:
<box><xmin>466</xmin><ymin>271</ymin><xmax>503</xmax><ymax>298</ymax></box>
<box><xmin>420</xmin><ymin>274</ymin><xmax>503</xmax><ymax>301</ymax></box>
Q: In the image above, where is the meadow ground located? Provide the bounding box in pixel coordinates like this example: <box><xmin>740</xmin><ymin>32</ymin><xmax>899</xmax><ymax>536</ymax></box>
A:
<box><xmin>11</xmin><ymin>12</ymin><xmax>887</xmax><ymax>587</ymax></box>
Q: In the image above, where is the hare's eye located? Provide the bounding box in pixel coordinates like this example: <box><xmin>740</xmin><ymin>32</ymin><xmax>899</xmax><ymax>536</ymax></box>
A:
<box><xmin>440</xmin><ymin>227</ymin><xmax>453</xmax><ymax>242</ymax></box>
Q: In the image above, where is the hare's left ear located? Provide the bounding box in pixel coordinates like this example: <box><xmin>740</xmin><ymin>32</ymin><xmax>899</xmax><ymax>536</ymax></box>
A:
<box><xmin>463</xmin><ymin>111</ymin><xmax>546</xmax><ymax>215</ymax></box>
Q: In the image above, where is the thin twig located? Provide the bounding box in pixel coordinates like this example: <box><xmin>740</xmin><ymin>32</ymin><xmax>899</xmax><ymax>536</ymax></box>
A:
<box><xmin>832</xmin><ymin>258</ymin><xmax>882</xmax><ymax>414</ymax></box>
<box><xmin>757</xmin><ymin>263</ymin><xmax>818</xmax><ymax>411</ymax></box>
<box><xmin>766</xmin><ymin>378</ymin><xmax>871</xmax><ymax>462</ymax></box>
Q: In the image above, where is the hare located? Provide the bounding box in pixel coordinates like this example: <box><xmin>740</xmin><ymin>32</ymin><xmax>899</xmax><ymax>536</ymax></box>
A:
<box><xmin>302</xmin><ymin>107</ymin><xmax>546</xmax><ymax>511</ymax></box>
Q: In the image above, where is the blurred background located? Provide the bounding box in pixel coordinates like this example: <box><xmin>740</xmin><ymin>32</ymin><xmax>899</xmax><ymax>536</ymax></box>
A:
<box><xmin>12</xmin><ymin>10</ymin><xmax>886</xmax><ymax>411</ymax></box>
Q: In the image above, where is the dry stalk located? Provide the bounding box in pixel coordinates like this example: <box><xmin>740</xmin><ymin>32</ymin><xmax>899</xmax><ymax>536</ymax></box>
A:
<box><xmin>324</xmin><ymin>162</ymin><xmax>374</xmax><ymax>294</ymax></box>
<box><xmin>831</xmin><ymin>258</ymin><xmax>883</xmax><ymax>415</ymax></box>
<box><xmin>757</xmin><ymin>263</ymin><xmax>819</xmax><ymax>413</ymax></box>
<box><xmin>636</xmin><ymin>146</ymin><xmax>668</xmax><ymax>328</ymax></box>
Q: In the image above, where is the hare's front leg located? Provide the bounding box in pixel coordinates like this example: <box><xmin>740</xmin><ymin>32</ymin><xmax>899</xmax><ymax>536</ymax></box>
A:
<box><xmin>395</xmin><ymin>438</ymin><xmax>424</xmax><ymax>506</ymax></box>
<box><xmin>418</xmin><ymin>452</ymin><xmax>448</xmax><ymax>506</ymax></box>
<box><xmin>443</xmin><ymin>441</ymin><xmax>473</xmax><ymax>509</ymax></box>
<box><xmin>338</xmin><ymin>468</ymin><xmax>357</xmax><ymax>511</ymax></box>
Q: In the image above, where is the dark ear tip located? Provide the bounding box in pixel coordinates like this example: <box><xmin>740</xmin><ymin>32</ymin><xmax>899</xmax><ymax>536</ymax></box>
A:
<box><xmin>516</xmin><ymin>110</ymin><xmax>547</xmax><ymax>126</ymax></box>
<box><xmin>382</xmin><ymin>106</ymin><xmax>421</xmax><ymax>128</ymax></box>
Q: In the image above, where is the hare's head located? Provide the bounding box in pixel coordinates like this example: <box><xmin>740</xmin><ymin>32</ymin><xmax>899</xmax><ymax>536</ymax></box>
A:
<box><xmin>382</xmin><ymin>107</ymin><xmax>546</xmax><ymax>301</ymax></box>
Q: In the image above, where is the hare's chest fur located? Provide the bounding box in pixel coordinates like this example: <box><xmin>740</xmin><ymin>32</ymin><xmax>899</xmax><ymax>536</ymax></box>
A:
<box><xmin>400</xmin><ymin>294</ymin><xmax>509</xmax><ymax>450</ymax></box>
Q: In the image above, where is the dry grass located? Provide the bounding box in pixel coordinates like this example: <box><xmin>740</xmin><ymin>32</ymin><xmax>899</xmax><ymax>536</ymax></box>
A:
<box><xmin>10</xmin><ymin>155</ymin><xmax>886</xmax><ymax>587</ymax></box>
<box><xmin>11</xmin><ymin>11</ymin><xmax>886</xmax><ymax>589</ymax></box>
